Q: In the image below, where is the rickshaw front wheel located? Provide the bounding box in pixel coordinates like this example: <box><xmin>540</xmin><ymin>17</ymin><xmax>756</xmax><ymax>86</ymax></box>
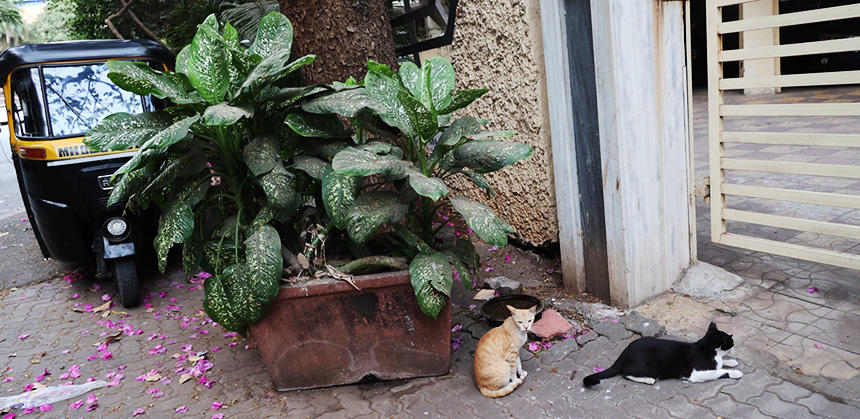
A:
<box><xmin>112</xmin><ymin>257</ymin><xmax>140</xmax><ymax>308</ymax></box>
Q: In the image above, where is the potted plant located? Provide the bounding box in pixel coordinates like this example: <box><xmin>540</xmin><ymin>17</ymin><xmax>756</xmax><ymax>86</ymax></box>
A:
<box><xmin>85</xmin><ymin>12</ymin><xmax>533</xmax><ymax>391</ymax></box>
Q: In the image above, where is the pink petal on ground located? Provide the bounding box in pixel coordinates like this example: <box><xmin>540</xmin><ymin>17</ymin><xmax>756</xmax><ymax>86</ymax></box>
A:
<box><xmin>175</xmin><ymin>405</ymin><xmax>188</xmax><ymax>413</ymax></box>
<box><xmin>101</xmin><ymin>294</ymin><xmax>111</xmax><ymax>301</ymax></box>
<box><xmin>133</xmin><ymin>408</ymin><xmax>145</xmax><ymax>416</ymax></box>
<box><xmin>212</xmin><ymin>414</ymin><xmax>224</xmax><ymax>419</ymax></box>
<box><xmin>504</xmin><ymin>254</ymin><xmax>511</xmax><ymax>262</ymax></box>
<box><xmin>86</xmin><ymin>403</ymin><xmax>99</xmax><ymax>411</ymax></box>
<box><xmin>451</xmin><ymin>324</ymin><xmax>463</xmax><ymax>333</ymax></box>
<box><xmin>71</xmin><ymin>293</ymin><xmax>79</xmax><ymax>299</ymax></box>
<box><xmin>528</xmin><ymin>342</ymin><xmax>541</xmax><ymax>352</ymax></box>
<box><xmin>39</xmin><ymin>404</ymin><xmax>52</xmax><ymax>412</ymax></box>
<box><xmin>2</xmin><ymin>412</ymin><xmax>16</xmax><ymax>418</ymax></box>
<box><xmin>198</xmin><ymin>271</ymin><xmax>212</xmax><ymax>279</ymax></box>
<box><xmin>2</xmin><ymin>377</ymin><xmax>12</xmax><ymax>383</ymax></box>
<box><xmin>86</xmin><ymin>394</ymin><xmax>98</xmax><ymax>404</ymax></box>
<box><xmin>806</xmin><ymin>287</ymin><xmax>819</xmax><ymax>293</ymax></box>
<box><xmin>17</xmin><ymin>334</ymin><xmax>29</xmax><ymax>340</ymax></box>
<box><xmin>264</xmin><ymin>391</ymin><xmax>275</xmax><ymax>399</ymax></box>
<box><xmin>100</xmin><ymin>352</ymin><xmax>113</xmax><ymax>360</ymax></box>
<box><xmin>21</xmin><ymin>408</ymin><xmax>35</xmax><ymax>414</ymax></box>
<box><xmin>211</xmin><ymin>347</ymin><xmax>220</xmax><ymax>352</ymax></box>
<box><xmin>23</xmin><ymin>383</ymin><xmax>34</xmax><ymax>392</ymax></box>
<box><xmin>223</xmin><ymin>332</ymin><xmax>237</xmax><ymax>338</ymax></box>
<box><xmin>146</xmin><ymin>388</ymin><xmax>159</xmax><ymax>394</ymax></box>
<box><xmin>69</xmin><ymin>365</ymin><xmax>81</xmax><ymax>378</ymax></box>
<box><xmin>92</xmin><ymin>283</ymin><xmax>101</xmax><ymax>291</ymax></box>
<box><xmin>117</xmin><ymin>365</ymin><xmax>127</xmax><ymax>370</ymax></box>
<box><xmin>487</xmin><ymin>245</ymin><xmax>499</xmax><ymax>252</ymax></box>
<box><xmin>69</xmin><ymin>400</ymin><xmax>84</xmax><ymax>410</ymax></box>
<box><xmin>211</xmin><ymin>401</ymin><xmax>223</xmax><ymax>410</ymax></box>
<box><xmin>483</xmin><ymin>266</ymin><xmax>495</xmax><ymax>272</ymax></box>
<box><xmin>227</xmin><ymin>342</ymin><xmax>237</xmax><ymax>347</ymax></box>
<box><xmin>815</xmin><ymin>343</ymin><xmax>825</xmax><ymax>349</ymax></box>
<box><xmin>20</xmin><ymin>217</ymin><xmax>27</xmax><ymax>222</ymax></box>
<box><xmin>593</xmin><ymin>365</ymin><xmax>605</xmax><ymax>373</ymax></box>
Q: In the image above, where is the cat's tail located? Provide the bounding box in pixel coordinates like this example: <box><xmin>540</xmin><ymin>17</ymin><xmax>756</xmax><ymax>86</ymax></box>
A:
<box><xmin>582</xmin><ymin>363</ymin><xmax>621</xmax><ymax>387</ymax></box>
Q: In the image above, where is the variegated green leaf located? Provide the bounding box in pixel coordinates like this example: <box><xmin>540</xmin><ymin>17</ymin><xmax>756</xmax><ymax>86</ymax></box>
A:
<box><xmin>449</xmin><ymin>196</ymin><xmax>516</xmax><ymax>248</ymax></box>
<box><xmin>244</xmin><ymin>224</ymin><xmax>283</xmax><ymax>301</ymax></box>
<box><xmin>242</xmin><ymin>135</ymin><xmax>280</xmax><ymax>176</ymax></box>
<box><xmin>409</xmin><ymin>251</ymin><xmax>452</xmax><ymax>319</ymax></box>
<box><xmin>260</xmin><ymin>163</ymin><xmax>299</xmax><ymax>211</ymax></box>
<box><xmin>284</xmin><ymin>111</ymin><xmax>351</xmax><ymax>139</ymax></box>
<box><xmin>239</xmin><ymin>53</ymin><xmax>315</xmax><ymax>94</ymax></box>
<box><xmin>251</xmin><ymin>206</ymin><xmax>274</xmax><ymax>231</ymax></box>
<box><xmin>410</xmin><ymin>251</ymin><xmax>454</xmax><ymax>296</ymax></box>
<box><xmin>461</xmin><ymin>170</ymin><xmax>496</xmax><ymax>199</ymax></box>
<box><xmin>364</xmin><ymin>70</ymin><xmax>414</xmax><ymax>137</ymax></box>
<box><xmin>468</xmin><ymin>130</ymin><xmax>517</xmax><ymax>140</ymax></box>
<box><xmin>300</xmin><ymin>87</ymin><xmax>385</xmax><ymax>118</ymax></box>
<box><xmin>331</xmin><ymin>147</ymin><xmax>408</xmax><ymax>177</ymax></box>
<box><xmin>182</xmin><ymin>237</ymin><xmax>202</xmax><ymax>273</ymax></box>
<box><xmin>346</xmin><ymin>191</ymin><xmax>407</xmax><ymax>244</ymax></box>
<box><xmin>249</xmin><ymin>12</ymin><xmax>293</xmax><ymax>59</ymax></box>
<box><xmin>223</xmin><ymin>22</ymin><xmax>240</xmax><ymax>48</ymax></box>
<box><xmin>202</xmin><ymin>103</ymin><xmax>252</xmax><ymax>126</ymax></box>
<box><xmin>425</xmin><ymin>57</ymin><xmax>456</xmax><ymax>111</ymax></box>
<box><xmin>396</xmin><ymin>90</ymin><xmax>437</xmax><ymax>141</ymax></box>
<box><xmin>437</xmin><ymin>88</ymin><xmax>488</xmax><ymax>115</ymax></box>
<box><xmin>438</xmin><ymin>116</ymin><xmax>484</xmax><ymax>146</ymax></box>
<box><xmin>175</xmin><ymin>45</ymin><xmax>190</xmax><ymax>74</ymax></box>
<box><xmin>142</xmin><ymin>114</ymin><xmax>200</xmax><ymax>150</ymax></box>
<box><xmin>405</xmin><ymin>169</ymin><xmax>448</xmax><ymax>202</ymax></box>
<box><xmin>186</xmin><ymin>14</ymin><xmax>230</xmax><ymax>104</ymax></box>
<box><xmin>453</xmin><ymin>140</ymin><xmax>533</xmax><ymax>174</ymax></box>
<box><xmin>201</xmin><ymin>239</ymin><xmax>243</xmax><ymax>275</ymax></box>
<box><xmin>106</xmin><ymin>60</ymin><xmax>197</xmax><ymax>104</ymax></box>
<box><xmin>85</xmin><ymin>111</ymin><xmax>181</xmax><ymax>151</ymax></box>
<box><xmin>107</xmin><ymin>163</ymin><xmax>156</xmax><ymax>208</ymax></box>
<box><xmin>322</xmin><ymin>169</ymin><xmax>360</xmax><ymax>229</ymax></box>
<box><xmin>134</xmin><ymin>152</ymin><xmax>208</xmax><ymax>210</ymax></box>
<box><xmin>111</xmin><ymin>148</ymin><xmax>165</xmax><ymax>181</ymax></box>
<box><xmin>220</xmin><ymin>265</ymin><xmax>267</xmax><ymax>323</ymax></box>
<box><xmin>203</xmin><ymin>275</ymin><xmax>244</xmax><ymax>331</ymax></box>
<box><xmin>154</xmin><ymin>200</ymin><xmax>194</xmax><ymax>273</ymax></box>
<box><xmin>292</xmin><ymin>155</ymin><xmax>330</xmax><ymax>180</ymax></box>
<box><xmin>399</xmin><ymin>61</ymin><xmax>421</xmax><ymax>99</ymax></box>
<box><xmin>303</xmin><ymin>139</ymin><xmax>351</xmax><ymax>160</ymax></box>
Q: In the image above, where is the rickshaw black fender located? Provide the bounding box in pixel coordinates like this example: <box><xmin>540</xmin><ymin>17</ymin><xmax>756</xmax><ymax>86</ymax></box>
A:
<box><xmin>12</xmin><ymin>155</ymin><xmax>51</xmax><ymax>260</ymax></box>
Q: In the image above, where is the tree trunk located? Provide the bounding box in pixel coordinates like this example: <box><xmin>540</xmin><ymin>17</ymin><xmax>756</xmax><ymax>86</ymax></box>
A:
<box><xmin>278</xmin><ymin>0</ymin><xmax>399</xmax><ymax>84</ymax></box>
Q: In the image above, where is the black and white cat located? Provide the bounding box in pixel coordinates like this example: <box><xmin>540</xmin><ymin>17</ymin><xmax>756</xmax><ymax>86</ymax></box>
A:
<box><xmin>583</xmin><ymin>322</ymin><xmax>742</xmax><ymax>386</ymax></box>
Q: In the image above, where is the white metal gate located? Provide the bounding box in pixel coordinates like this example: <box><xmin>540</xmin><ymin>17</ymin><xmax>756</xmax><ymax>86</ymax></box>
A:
<box><xmin>705</xmin><ymin>0</ymin><xmax>860</xmax><ymax>270</ymax></box>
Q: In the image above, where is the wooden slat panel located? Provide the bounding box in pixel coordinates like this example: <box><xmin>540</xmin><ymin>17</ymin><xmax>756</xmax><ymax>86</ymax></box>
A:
<box><xmin>722</xmin><ymin>158</ymin><xmax>860</xmax><ymax>178</ymax></box>
<box><xmin>720</xmin><ymin>103</ymin><xmax>860</xmax><ymax>117</ymax></box>
<box><xmin>718</xmin><ymin>233</ymin><xmax>860</xmax><ymax>271</ymax></box>
<box><xmin>718</xmin><ymin>4</ymin><xmax>860</xmax><ymax>34</ymax></box>
<box><xmin>722</xmin><ymin>132</ymin><xmax>860</xmax><ymax>148</ymax></box>
<box><xmin>716</xmin><ymin>0</ymin><xmax>760</xmax><ymax>7</ymax></box>
<box><xmin>720</xmin><ymin>70</ymin><xmax>860</xmax><ymax>90</ymax></box>
<box><xmin>724</xmin><ymin>209</ymin><xmax>860</xmax><ymax>241</ymax></box>
<box><xmin>706</xmin><ymin>0</ymin><xmax>728</xmax><ymax>243</ymax></box>
<box><xmin>723</xmin><ymin>183</ymin><xmax>860</xmax><ymax>209</ymax></box>
<box><xmin>719</xmin><ymin>38</ymin><xmax>860</xmax><ymax>62</ymax></box>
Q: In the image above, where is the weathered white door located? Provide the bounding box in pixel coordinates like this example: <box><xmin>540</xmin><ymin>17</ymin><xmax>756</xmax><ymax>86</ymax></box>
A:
<box><xmin>705</xmin><ymin>0</ymin><xmax>860</xmax><ymax>269</ymax></box>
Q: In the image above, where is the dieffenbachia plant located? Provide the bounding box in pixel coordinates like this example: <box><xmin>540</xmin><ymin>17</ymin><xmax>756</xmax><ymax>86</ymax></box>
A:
<box><xmin>83</xmin><ymin>12</ymin><xmax>344</xmax><ymax>332</ymax></box>
<box><xmin>300</xmin><ymin>57</ymin><xmax>533</xmax><ymax>318</ymax></box>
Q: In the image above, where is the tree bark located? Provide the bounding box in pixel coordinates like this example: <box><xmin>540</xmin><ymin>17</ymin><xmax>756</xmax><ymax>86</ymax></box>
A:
<box><xmin>278</xmin><ymin>0</ymin><xmax>399</xmax><ymax>84</ymax></box>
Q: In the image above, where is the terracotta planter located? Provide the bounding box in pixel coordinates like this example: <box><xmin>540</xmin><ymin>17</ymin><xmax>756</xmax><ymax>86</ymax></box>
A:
<box><xmin>249</xmin><ymin>271</ymin><xmax>451</xmax><ymax>391</ymax></box>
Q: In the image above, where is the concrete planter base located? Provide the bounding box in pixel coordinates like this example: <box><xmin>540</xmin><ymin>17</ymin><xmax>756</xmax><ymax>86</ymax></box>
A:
<box><xmin>249</xmin><ymin>271</ymin><xmax>451</xmax><ymax>391</ymax></box>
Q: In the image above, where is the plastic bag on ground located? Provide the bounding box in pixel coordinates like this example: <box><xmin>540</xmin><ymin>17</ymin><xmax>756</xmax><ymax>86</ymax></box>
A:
<box><xmin>0</xmin><ymin>380</ymin><xmax>108</xmax><ymax>410</ymax></box>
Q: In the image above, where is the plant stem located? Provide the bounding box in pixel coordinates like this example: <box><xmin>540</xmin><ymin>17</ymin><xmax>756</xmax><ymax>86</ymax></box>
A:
<box><xmin>336</xmin><ymin>256</ymin><xmax>408</xmax><ymax>274</ymax></box>
<box><xmin>303</xmin><ymin>223</ymin><xmax>334</xmax><ymax>260</ymax></box>
<box><xmin>421</xmin><ymin>197</ymin><xmax>435</xmax><ymax>244</ymax></box>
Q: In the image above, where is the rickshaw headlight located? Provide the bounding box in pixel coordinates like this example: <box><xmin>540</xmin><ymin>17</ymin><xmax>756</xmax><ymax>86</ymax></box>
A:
<box><xmin>106</xmin><ymin>218</ymin><xmax>128</xmax><ymax>237</ymax></box>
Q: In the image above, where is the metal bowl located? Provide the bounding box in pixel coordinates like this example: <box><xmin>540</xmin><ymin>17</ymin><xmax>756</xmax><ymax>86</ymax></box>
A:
<box><xmin>480</xmin><ymin>294</ymin><xmax>544</xmax><ymax>327</ymax></box>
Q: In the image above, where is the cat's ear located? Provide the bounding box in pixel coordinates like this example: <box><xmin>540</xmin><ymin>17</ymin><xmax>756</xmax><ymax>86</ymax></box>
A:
<box><xmin>506</xmin><ymin>305</ymin><xmax>517</xmax><ymax>314</ymax></box>
<box><xmin>528</xmin><ymin>305</ymin><xmax>537</xmax><ymax>314</ymax></box>
<box><xmin>708</xmin><ymin>322</ymin><xmax>717</xmax><ymax>330</ymax></box>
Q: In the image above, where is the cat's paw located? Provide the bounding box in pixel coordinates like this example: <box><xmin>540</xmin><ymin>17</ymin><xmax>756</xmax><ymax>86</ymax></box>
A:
<box><xmin>723</xmin><ymin>359</ymin><xmax>738</xmax><ymax>367</ymax></box>
<box><xmin>519</xmin><ymin>370</ymin><xmax>528</xmax><ymax>379</ymax></box>
<box><xmin>727</xmin><ymin>370</ymin><xmax>743</xmax><ymax>379</ymax></box>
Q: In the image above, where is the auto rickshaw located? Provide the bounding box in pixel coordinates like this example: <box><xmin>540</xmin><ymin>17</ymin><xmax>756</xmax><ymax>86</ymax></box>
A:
<box><xmin>0</xmin><ymin>40</ymin><xmax>174</xmax><ymax>307</ymax></box>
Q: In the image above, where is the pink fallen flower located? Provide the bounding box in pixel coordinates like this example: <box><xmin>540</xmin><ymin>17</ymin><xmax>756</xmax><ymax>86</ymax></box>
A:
<box><xmin>176</xmin><ymin>405</ymin><xmax>188</xmax><ymax>413</ymax></box>
<box><xmin>2</xmin><ymin>377</ymin><xmax>12</xmax><ymax>382</ymax></box>
<box><xmin>3</xmin><ymin>412</ymin><xmax>16</xmax><ymax>418</ymax></box>
<box><xmin>593</xmin><ymin>365</ymin><xmax>605</xmax><ymax>373</ymax></box>
<box><xmin>92</xmin><ymin>283</ymin><xmax>101</xmax><ymax>291</ymax></box>
<box><xmin>69</xmin><ymin>400</ymin><xmax>84</xmax><ymax>410</ymax></box>
<box><xmin>198</xmin><ymin>375</ymin><xmax>215</xmax><ymax>388</ymax></box>
<box><xmin>197</xmin><ymin>271</ymin><xmax>212</xmax><ymax>279</ymax></box>
<box><xmin>117</xmin><ymin>365</ymin><xmax>127</xmax><ymax>370</ymax></box>
<box><xmin>71</xmin><ymin>293</ymin><xmax>79</xmax><ymax>299</ymax></box>
<box><xmin>806</xmin><ymin>287</ymin><xmax>819</xmax><ymax>293</ymax></box>
<box><xmin>211</xmin><ymin>401</ymin><xmax>223</xmax><ymax>410</ymax></box>
<box><xmin>504</xmin><ymin>254</ymin><xmax>512</xmax><ymax>262</ymax></box>
<box><xmin>451</xmin><ymin>324</ymin><xmax>463</xmax><ymax>333</ymax></box>
<box><xmin>17</xmin><ymin>334</ymin><xmax>29</xmax><ymax>340</ymax></box>
<box><xmin>146</xmin><ymin>388</ymin><xmax>159</xmax><ymax>394</ymax></box>
<box><xmin>227</xmin><ymin>342</ymin><xmax>238</xmax><ymax>347</ymax></box>
<box><xmin>101</xmin><ymin>294</ymin><xmax>111</xmax><ymax>301</ymax></box>
<box><xmin>484</xmin><ymin>266</ymin><xmax>495</xmax><ymax>272</ymax></box>
<box><xmin>100</xmin><ymin>351</ymin><xmax>113</xmax><ymax>360</ymax></box>
<box><xmin>212</xmin><ymin>414</ymin><xmax>224</xmax><ymax>419</ymax></box>
<box><xmin>21</xmin><ymin>408</ymin><xmax>35</xmax><ymax>414</ymax></box>
<box><xmin>133</xmin><ymin>408</ymin><xmax>145</xmax><ymax>416</ymax></box>
<box><xmin>69</xmin><ymin>364</ymin><xmax>81</xmax><ymax>378</ymax></box>
<box><xmin>528</xmin><ymin>342</ymin><xmax>541</xmax><ymax>352</ymax></box>
<box><xmin>39</xmin><ymin>404</ymin><xmax>52</xmax><ymax>412</ymax></box>
<box><xmin>814</xmin><ymin>343</ymin><xmax>825</xmax><ymax>349</ymax></box>
<box><xmin>86</xmin><ymin>394</ymin><xmax>98</xmax><ymax>404</ymax></box>
<box><xmin>223</xmin><ymin>331</ymin><xmax>237</xmax><ymax>338</ymax></box>
<box><xmin>34</xmin><ymin>368</ymin><xmax>50</xmax><ymax>381</ymax></box>
<box><xmin>23</xmin><ymin>383</ymin><xmax>34</xmax><ymax>392</ymax></box>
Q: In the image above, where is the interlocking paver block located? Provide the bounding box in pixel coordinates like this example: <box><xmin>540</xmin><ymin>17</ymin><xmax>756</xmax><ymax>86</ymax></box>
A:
<box><xmin>749</xmin><ymin>391</ymin><xmax>817</xmax><ymax>419</ymax></box>
<box><xmin>797</xmin><ymin>393</ymin><xmax>860</xmax><ymax>419</ymax></box>
<box><xmin>720</xmin><ymin>368</ymin><xmax>781</xmax><ymax>403</ymax></box>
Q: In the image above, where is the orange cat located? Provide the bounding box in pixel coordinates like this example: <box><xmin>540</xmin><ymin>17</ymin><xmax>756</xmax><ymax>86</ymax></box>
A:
<box><xmin>473</xmin><ymin>305</ymin><xmax>537</xmax><ymax>398</ymax></box>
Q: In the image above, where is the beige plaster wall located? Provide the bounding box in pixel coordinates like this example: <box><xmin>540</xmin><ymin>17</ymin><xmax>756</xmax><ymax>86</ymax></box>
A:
<box><xmin>443</xmin><ymin>0</ymin><xmax>557</xmax><ymax>246</ymax></box>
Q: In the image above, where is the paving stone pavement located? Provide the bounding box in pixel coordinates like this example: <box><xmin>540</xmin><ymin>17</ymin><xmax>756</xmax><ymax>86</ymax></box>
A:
<box><xmin>1</xmin><ymin>268</ymin><xmax>857</xmax><ymax>418</ymax></box>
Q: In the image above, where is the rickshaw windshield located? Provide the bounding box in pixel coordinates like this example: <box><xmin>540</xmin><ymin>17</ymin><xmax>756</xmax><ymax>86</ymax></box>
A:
<box><xmin>10</xmin><ymin>62</ymin><xmax>151</xmax><ymax>139</ymax></box>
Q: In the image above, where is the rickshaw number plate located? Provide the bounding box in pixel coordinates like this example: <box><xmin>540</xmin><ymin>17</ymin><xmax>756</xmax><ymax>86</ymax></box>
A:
<box><xmin>98</xmin><ymin>175</ymin><xmax>114</xmax><ymax>191</ymax></box>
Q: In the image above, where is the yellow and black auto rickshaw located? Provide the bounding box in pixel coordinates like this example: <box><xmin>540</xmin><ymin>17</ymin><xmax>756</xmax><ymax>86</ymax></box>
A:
<box><xmin>0</xmin><ymin>40</ymin><xmax>173</xmax><ymax>307</ymax></box>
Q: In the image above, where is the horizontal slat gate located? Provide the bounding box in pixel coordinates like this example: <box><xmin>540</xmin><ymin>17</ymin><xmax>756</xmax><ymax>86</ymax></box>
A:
<box><xmin>705</xmin><ymin>0</ymin><xmax>860</xmax><ymax>271</ymax></box>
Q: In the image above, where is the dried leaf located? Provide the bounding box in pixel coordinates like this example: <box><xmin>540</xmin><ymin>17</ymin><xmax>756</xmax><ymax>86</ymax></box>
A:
<box><xmin>297</xmin><ymin>253</ymin><xmax>310</xmax><ymax>270</ymax></box>
<box><xmin>145</xmin><ymin>372</ymin><xmax>162</xmax><ymax>382</ymax></box>
<box><xmin>179</xmin><ymin>373</ymin><xmax>193</xmax><ymax>384</ymax></box>
<box><xmin>187</xmin><ymin>355</ymin><xmax>204</xmax><ymax>365</ymax></box>
<box><xmin>104</xmin><ymin>331</ymin><xmax>123</xmax><ymax>345</ymax></box>
<box><xmin>93</xmin><ymin>302</ymin><xmax>111</xmax><ymax>313</ymax></box>
<box><xmin>473</xmin><ymin>289</ymin><xmax>496</xmax><ymax>300</ymax></box>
